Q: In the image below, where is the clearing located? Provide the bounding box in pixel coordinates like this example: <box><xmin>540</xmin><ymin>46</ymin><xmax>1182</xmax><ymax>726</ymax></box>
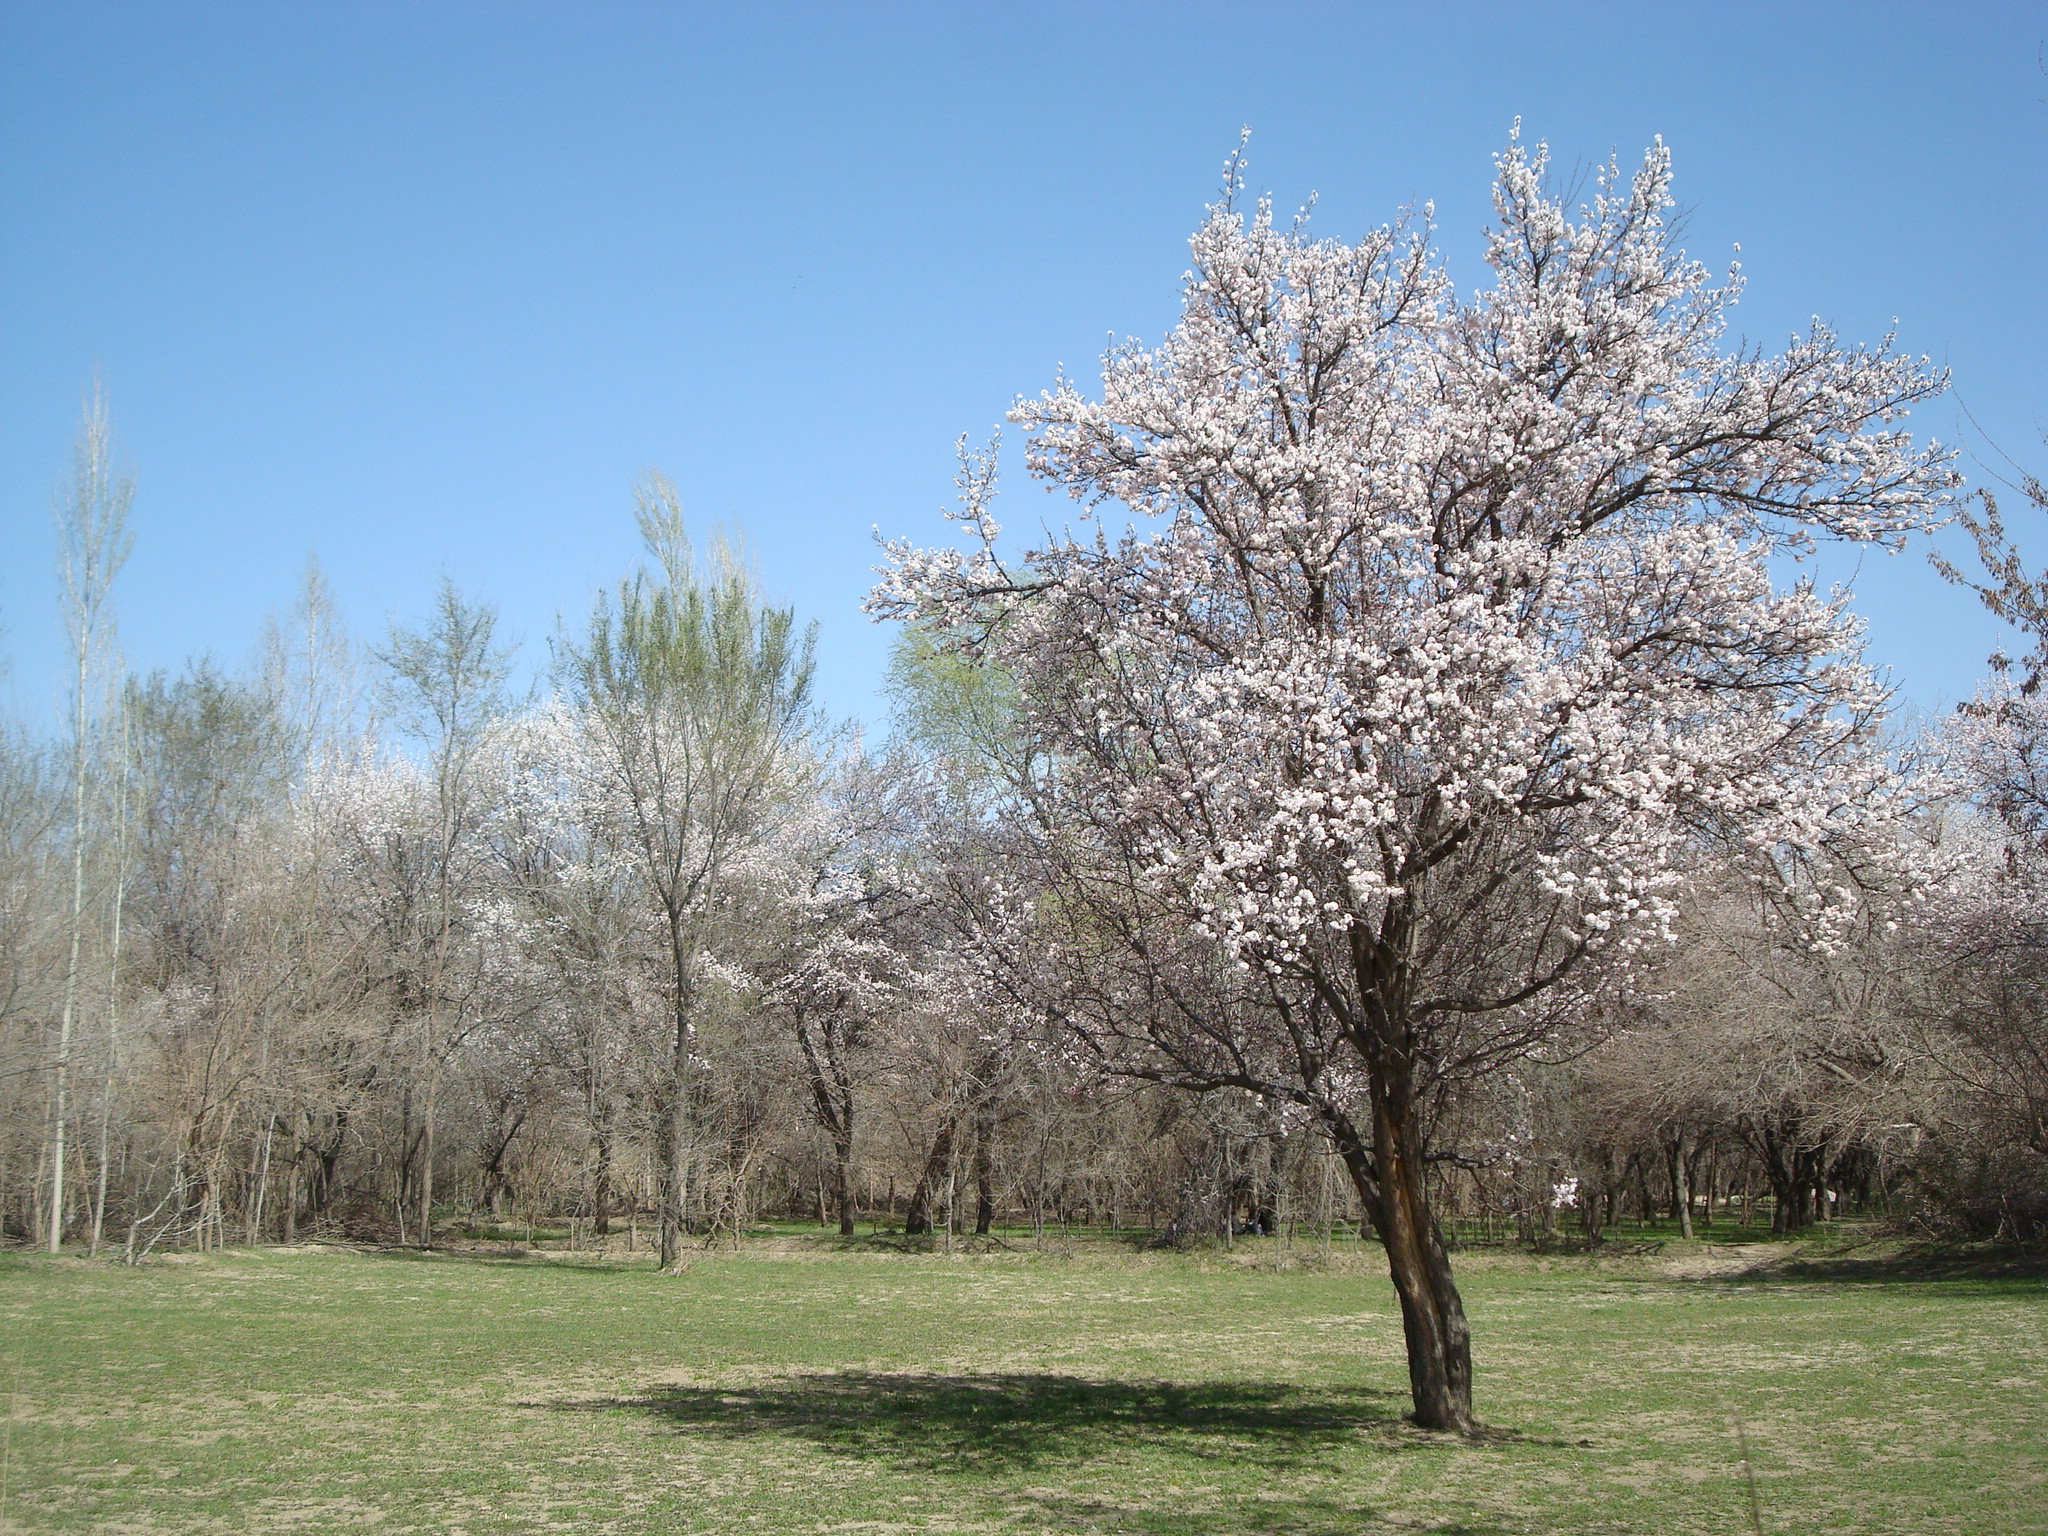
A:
<box><xmin>3</xmin><ymin>1229</ymin><xmax>2042</xmax><ymax>1533</ymax></box>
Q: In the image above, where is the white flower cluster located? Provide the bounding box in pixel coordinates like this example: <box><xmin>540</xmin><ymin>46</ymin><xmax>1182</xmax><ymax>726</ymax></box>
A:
<box><xmin>875</xmin><ymin>134</ymin><xmax>1955</xmax><ymax>1033</ymax></box>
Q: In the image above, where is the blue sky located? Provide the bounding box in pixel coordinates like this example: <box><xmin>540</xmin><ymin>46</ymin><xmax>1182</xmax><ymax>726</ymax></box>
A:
<box><xmin>3</xmin><ymin>2</ymin><xmax>2045</xmax><ymax>734</ymax></box>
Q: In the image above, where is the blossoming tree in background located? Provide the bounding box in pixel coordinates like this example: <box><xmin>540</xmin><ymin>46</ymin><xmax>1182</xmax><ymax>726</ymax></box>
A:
<box><xmin>874</xmin><ymin>132</ymin><xmax>1956</xmax><ymax>1430</ymax></box>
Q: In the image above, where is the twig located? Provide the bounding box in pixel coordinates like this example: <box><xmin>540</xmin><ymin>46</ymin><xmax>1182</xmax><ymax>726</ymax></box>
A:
<box><xmin>1</xmin><ymin>1353</ymin><xmax>18</xmax><ymax>1528</ymax></box>
<box><xmin>1733</xmin><ymin>1415</ymin><xmax>1765</xmax><ymax>1536</ymax></box>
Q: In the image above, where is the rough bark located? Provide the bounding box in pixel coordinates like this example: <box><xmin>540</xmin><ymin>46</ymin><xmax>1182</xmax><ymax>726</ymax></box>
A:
<box><xmin>902</xmin><ymin>1118</ymin><xmax>955</xmax><ymax>1237</ymax></box>
<box><xmin>1667</xmin><ymin>1129</ymin><xmax>1695</xmax><ymax>1240</ymax></box>
<box><xmin>973</xmin><ymin>1112</ymin><xmax>996</xmax><ymax>1236</ymax></box>
<box><xmin>1365</xmin><ymin>1058</ymin><xmax>1473</xmax><ymax>1433</ymax></box>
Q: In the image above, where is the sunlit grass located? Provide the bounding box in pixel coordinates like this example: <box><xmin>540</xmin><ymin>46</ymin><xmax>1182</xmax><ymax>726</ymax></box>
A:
<box><xmin>3</xmin><ymin>1229</ymin><xmax>2041</xmax><ymax>1533</ymax></box>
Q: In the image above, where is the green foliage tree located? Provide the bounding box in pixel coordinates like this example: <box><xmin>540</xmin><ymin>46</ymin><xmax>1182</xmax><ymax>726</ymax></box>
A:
<box><xmin>561</xmin><ymin>472</ymin><xmax>817</xmax><ymax>1270</ymax></box>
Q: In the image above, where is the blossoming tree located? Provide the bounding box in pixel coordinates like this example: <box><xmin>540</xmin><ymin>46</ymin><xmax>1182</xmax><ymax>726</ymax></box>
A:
<box><xmin>873</xmin><ymin>134</ymin><xmax>1956</xmax><ymax>1430</ymax></box>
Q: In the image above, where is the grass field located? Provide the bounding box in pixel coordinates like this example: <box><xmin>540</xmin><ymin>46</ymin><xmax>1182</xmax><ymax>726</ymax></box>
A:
<box><xmin>3</xmin><ymin>1227</ymin><xmax>2042</xmax><ymax>1534</ymax></box>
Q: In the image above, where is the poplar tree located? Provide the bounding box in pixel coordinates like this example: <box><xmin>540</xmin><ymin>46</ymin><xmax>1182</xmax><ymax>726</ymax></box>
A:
<box><xmin>49</xmin><ymin>381</ymin><xmax>131</xmax><ymax>1251</ymax></box>
<box><xmin>562</xmin><ymin>473</ymin><xmax>817</xmax><ymax>1271</ymax></box>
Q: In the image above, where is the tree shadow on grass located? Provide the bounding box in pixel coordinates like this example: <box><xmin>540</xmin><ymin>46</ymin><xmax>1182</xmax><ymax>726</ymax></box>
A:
<box><xmin>354</xmin><ymin>1245</ymin><xmax>634</xmax><ymax>1276</ymax></box>
<box><xmin>1716</xmin><ymin>1238</ymin><xmax>2048</xmax><ymax>1288</ymax></box>
<box><xmin>547</xmin><ymin>1372</ymin><xmax>1417</xmax><ymax>1475</ymax></box>
<box><xmin>1022</xmin><ymin>1491</ymin><xmax>1515</xmax><ymax>1535</ymax></box>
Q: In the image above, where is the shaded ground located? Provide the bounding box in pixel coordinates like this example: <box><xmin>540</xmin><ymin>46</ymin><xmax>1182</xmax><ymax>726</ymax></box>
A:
<box><xmin>549</xmin><ymin>1372</ymin><xmax>1418</xmax><ymax>1474</ymax></box>
<box><xmin>1747</xmin><ymin>1236</ymin><xmax>2048</xmax><ymax>1285</ymax></box>
<box><xmin>3</xmin><ymin>1229</ymin><xmax>2043</xmax><ymax>1534</ymax></box>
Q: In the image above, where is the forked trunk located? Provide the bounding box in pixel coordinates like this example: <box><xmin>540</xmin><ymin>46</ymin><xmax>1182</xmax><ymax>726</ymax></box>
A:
<box><xmin>1755</xmin><ymin>1123</ymin><xmax>1816</xmax><ymax>1233</ymax></box>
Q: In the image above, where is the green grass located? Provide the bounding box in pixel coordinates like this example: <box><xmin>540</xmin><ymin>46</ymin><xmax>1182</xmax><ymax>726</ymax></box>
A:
<box><xmin>2</xmin><ymin>1230</ymin><xmax>2042</xmax><ymax>1533</ymax></box>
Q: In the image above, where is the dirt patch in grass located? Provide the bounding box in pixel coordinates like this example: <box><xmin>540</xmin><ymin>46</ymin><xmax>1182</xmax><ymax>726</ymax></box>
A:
<box><xmin>1657</xmin><ymin>1242</ymin><xmax>1781</xmax><ymax>1281</ymax></box>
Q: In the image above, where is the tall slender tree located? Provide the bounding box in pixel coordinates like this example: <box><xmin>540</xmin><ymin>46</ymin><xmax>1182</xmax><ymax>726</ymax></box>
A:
<box><xmin>50</xmin><ymin>380</ymin><xmax>132</xmax><ymax>1251</ymax></box>
<box><xmin>375</xmin><ymin>580</ymin><xmax>514</xmax><ymax>1243</ymax></box>
<box><xmin>561</xmin><ymin>473</ymin><xmax>817</xmax><ymax>1271</ymax></box>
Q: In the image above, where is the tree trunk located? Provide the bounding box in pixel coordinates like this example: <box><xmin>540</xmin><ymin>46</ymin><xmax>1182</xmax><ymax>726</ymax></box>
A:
<box><xmin>591</xmin><ymin>1122</ymin><xmax>613</xmax><ymax>1238</ymax></box>
<box><xmin>1793</xmin><ymin>1144</ymin><xmax>1824</xmax><ymax>1229</ymax></box>
<box><xmin>658</xmin><ymin>959</ymin><xmax>696</xmax><ymax>1272</ymax></box>
<box><xmin>1366</xmin><ymin>1074</ymin><xmax>1474</xmax><ymax>1432</ymax></box>
<box><xmin>833</xmin><ymin>1137</ymin><xmax>857</xmax><ymax>1236</ymax></box>
<box><xmin>903</xmin><ymin>1119</ymin><xmax>955</xmax><ymax>1237</ymax></box>
<box><xmin>656</xmin><ymin>1076</ymin><xmax>686</xmax><ymax>1269</ymax></box>
<box><xmin>1333</xmin><ymin>1010</ymin><xmax>1472</xmax><ymax>1433</ymax></box>
<box><xmin>973</xmin><ymin>1111</ymin><xmax>995</xmax><ymax>1235</ymax></box>
<box><xmin>1753</xmin><ymin>1122</ymin><xmax>1809</xmax><ymax>1233</ymax></box>
<box><xmin>795</xmin><ymin>1014</ymin><xmax>858</xmax><ymax>1236</ymax></box>
<box><xmin>419</xmin><ymin>1089</ymin><xmax>437</xmax><ymax>1247</ymax></box>
<box><xmin>1668</xmin><ymin>1130</ymin><xmax>1694</xmax><ymax>1240</ymax></box>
